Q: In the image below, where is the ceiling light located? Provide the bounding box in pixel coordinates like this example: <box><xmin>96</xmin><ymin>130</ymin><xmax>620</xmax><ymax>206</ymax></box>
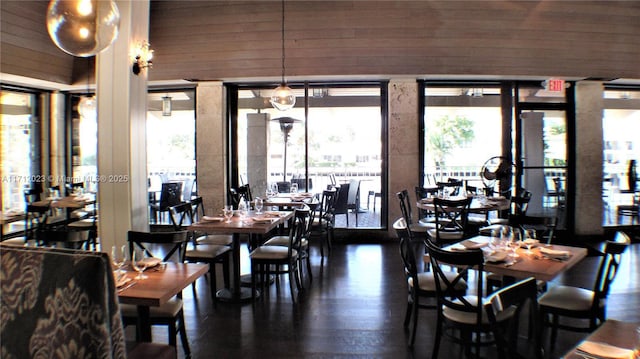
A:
<box><xmin>270</xmin><ymin>0</ymin><xmax>295</xmax><ymax>111</ymax></box>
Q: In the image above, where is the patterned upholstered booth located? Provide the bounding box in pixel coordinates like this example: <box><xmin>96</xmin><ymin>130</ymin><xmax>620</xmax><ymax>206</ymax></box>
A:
<box><xmin>0</xmin><ymin>244</ymin><xmax>175</xmax><ymax>359</ymax></box>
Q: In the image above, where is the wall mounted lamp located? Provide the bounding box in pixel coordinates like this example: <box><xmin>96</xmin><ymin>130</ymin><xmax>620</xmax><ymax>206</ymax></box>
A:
<box><xmin>162</xmin><ymin>95</ymin><xmax>172</xmax><ymax>116</ymax></box>
<box><xmin>132</xmin><ymin>41</ymin><xmax>153</xmax><ymax>75</ymax></box>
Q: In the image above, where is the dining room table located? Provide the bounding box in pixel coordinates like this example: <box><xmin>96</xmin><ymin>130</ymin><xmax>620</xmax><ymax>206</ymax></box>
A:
<box><xmin>187</xmin><ymin>210</ymin><xmax>294</xmax><ymax>303</ymax></box>
<box><xmin>116</xmin><ymin>261</ymin><xmax>209</xmax><ymax>342</ymax></box>
<box><xmin>1</xmin><ymin>210</ymin><xmax>25</xmax><ymax>239</ymax></box>
<box><xmin>561</xmin><ymin>319</ymin><xmax>639</xmax><ymax>359</ymax></box>
<box><xmin>31</xmin><ymin>193</ymin><xmax>96</xmax><ymax>222</ymax></box>
<box><xmin>432</xmin><ymin>235</ymin><xmax>588</xmax><ymax>283</ymax></box>
<box><xmin>263</xmin><ymin>192</ymin><xmax>315</xmax><ymax>209</ymax></box>
<box><xmin>417</xmin><ymin>194</ymin><xmax>510</xmax><ymax>214</ymax></box>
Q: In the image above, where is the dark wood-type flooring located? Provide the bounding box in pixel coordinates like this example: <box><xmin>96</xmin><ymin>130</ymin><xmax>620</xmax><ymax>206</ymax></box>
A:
<box><xmin>126</xmin><ymin>235</ymin><xmax>640</xmax><ymax>359</ymax></box>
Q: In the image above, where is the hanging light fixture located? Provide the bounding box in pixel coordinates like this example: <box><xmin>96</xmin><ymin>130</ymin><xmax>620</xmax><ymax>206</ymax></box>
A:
<box><xmin>46</xmin><ymin>0</ymin><xmax>120</xmax><ymax>57</ymax></box>
<box><xmin>78</xmin><ymin>57</ymin><xmax>96</xmax><ymax>120</ymax></box>
<box><xmin>270</xmin><ymin>0</ymin><xmax>295</xmax><ymax>111</ymax></box>
<box><xmin>162</xmin><ymin>94</ymin><xmax>172</xmax><ymax>117</ymax></box>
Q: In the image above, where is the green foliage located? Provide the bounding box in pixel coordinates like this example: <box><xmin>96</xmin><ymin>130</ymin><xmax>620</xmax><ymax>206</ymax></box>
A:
<box><xmin>427</xmin><ymin>115</ymin><xmax>475</xmax><ymax>165</ymax></box>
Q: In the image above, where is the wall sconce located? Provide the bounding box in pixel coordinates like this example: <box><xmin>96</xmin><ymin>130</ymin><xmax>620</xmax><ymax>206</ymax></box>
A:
<box><xmin>162</xmin><ymin>95</ymin><xmax>172</xmax><ymax>116</ymax></box>
<box><xmin>132</xmin><ymin>41</ymin><xmax>153</xmax><ymax>75</ymax></box>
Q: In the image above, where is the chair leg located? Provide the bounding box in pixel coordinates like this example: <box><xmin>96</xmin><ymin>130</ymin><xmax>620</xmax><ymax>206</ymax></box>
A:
<box><xmin>432</xmin><ymin>313</ymin><xmax>443</xmax><ymax>359</ymax></box>
<box><xmin>177</xmin><ymin>310</ymin><xmax>191</xmax><ymax>357</ymax></box>
<box><xmin>305</xmin><ymin>254</ymin><xmax>312</xmax><ymax>283</ymax></box>
<box><xmin>409</xmin><ymin>294</ymin><xmax>419</xmax><ymax>347</ymax></box>
<box><xmin>222</xmin><ymin>255</ymin><xmax>230</xmax><ymax>289</ymax></box>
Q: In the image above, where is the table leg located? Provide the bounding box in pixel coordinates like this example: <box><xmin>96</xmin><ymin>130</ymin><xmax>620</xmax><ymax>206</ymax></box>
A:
<box><xmin>216</xmin><ymin>233</ymin><xmax>256</xmax><ymax>302</ymax></box>
<box><xmin>136</xmin><ymin>305</ymin><xmax>152</xmax><ymax>342</ymax></box>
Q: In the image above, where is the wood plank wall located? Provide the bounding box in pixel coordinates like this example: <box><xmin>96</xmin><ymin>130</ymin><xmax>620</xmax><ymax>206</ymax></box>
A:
<box><xmin>2</xmin><ymin>1</ymin><xmax>639</xmax><ymax>86</ymax></box>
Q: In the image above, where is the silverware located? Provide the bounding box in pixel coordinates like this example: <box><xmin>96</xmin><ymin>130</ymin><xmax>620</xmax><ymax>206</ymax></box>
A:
<box><xmin>117</xmin><ymin>281</ymin><xmax>137</xmax><ymax>292</ymax></box>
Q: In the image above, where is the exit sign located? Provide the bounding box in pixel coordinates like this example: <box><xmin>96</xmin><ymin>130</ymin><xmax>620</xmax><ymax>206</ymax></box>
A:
<box><xmin>547</xmin><ymin>78</ymin><xmax>565</xmax><ymax>92</ymax></box>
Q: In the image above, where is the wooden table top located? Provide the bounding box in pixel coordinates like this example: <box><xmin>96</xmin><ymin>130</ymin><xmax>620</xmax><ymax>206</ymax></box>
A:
<box><xmin>433</xmin><ymin>235</ymin><xmax>588</xmax><ymax>282</ymax></box>
<box><xmin>188</xmin><ymin>210</ymin><xmax>294</xmax><ymax>235</ymax></box>
<box><xmin>117</xmin><ymin>262</ymin><xmax>209</xmax><ymax>307</ymax></box>
<box><xmin>31</xmin><ymin>194</ymin><xmax>96</xmax><ymax>209</ymax></box>
<box><xmin>417</xmin><ymin>195</ymin><xmax>510</xmax><ymax>214</ymax></box>
<box><xmin>264</xmin><ymin>193</ymin><xmax>315</xmax><ymax>207</ymax></box>
<box><xmin>562</xmin><ymin>319</ymin><xmax>638</xmax><ymax>358</ymax></box>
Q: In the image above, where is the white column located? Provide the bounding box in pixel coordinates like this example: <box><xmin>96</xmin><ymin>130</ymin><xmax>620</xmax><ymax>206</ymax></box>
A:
<box><xmin>96</xmin><ymin>0</ymin><xmax>150</xmax><ymax>251</ymax></box>
<box><xmin>574</xmin><ymin>81</ymin><xmax>604</xmax><ymax>236</ymax></box>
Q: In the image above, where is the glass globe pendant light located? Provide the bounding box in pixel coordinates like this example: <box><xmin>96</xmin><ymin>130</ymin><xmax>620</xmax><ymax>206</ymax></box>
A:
<box><xmin>46</xmin><ymin>0</ymin><xmax>120</xmax><ymax>57</ymax></box>
<box><xmin>270</xmin><ymin>0</ymin><xmax>295</xmax><ymax>111</ymax></box>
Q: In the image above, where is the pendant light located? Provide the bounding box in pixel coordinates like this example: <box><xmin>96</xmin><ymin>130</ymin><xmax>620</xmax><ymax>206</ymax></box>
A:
<box><xmin>270</xmin><ymin>0</ymin><xmax>295</xmax><ymax>111</ymax></box>
<box><xmin>46</xmin><ymin>0</ymin><xmax>120</xmax><ymax>57</ymax></box>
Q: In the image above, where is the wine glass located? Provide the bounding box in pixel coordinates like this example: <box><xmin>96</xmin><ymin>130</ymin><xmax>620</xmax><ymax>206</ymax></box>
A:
<box><xmin>290</xmin><ymin>182</ymin><xmax>298</xmax><ymax>194</ymax></box>
<box><xmin>111</xmin><ymin>245</ymin><xmax>126</xmax><ymax>273</ymax></box>
<box><xmin>223</xmin><ymin>205</ymin><xmax>234</xmax><ymax>223</ymax></box>
<box><xmin>238</xmin><ymin>199</ymin><xmax>248</xmax><ymax>224</ymax></box>
<box><xmin>525</xmin><ymin>229</ymin><xmax>537</xmax><ymax>254</ymax></box>
<box><xmin>509</xmin><ymin>228</ymin><xmax>522</xmax><ymax>260</ymax></box>
<box><xmin>254</xmin><ymin>197</ymin><xmax>264</xmax><ymax>214</ymax></box>
<box><xmin>131</xmin><ymin>249</ymin><xmax>148</xmax><ymax>280</ymax></box>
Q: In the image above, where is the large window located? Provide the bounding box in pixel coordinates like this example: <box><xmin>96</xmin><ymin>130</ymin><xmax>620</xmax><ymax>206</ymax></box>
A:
<box><xmin>235</xmin><ymin>83</ymin><xmax>385</xmax><ymax>229</ymax></box>
<box><xmin>147</xmin><ymin>89</ymin><xmax>196</xmax><ymax>202</ymax></box>
<box><xmin>422</xmin><ymin>85</ymin><xmax>502</xmax><ymax>190</ymax></box>
<box><xmin>1</xmin><ymin>89</ymin><xmax>40</xmax><ymax>212</ymax></box>
<box><xmin>603</xmin><ymin>88</ymin><xmax>640</xmax><ymax>225</ymax></box>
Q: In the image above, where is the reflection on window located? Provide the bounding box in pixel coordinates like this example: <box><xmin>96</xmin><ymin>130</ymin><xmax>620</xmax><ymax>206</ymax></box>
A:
<box><xmin>1</xmin><ymin>90</ymin><xmax>36</xmax><ymax>212</ymax></box>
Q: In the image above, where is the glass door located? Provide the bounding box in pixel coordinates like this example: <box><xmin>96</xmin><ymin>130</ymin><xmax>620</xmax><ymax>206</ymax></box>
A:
<box><xmin>516</xmin><ymin>83</ymin><xmax>570</xmax><ymax>231</ymax></box>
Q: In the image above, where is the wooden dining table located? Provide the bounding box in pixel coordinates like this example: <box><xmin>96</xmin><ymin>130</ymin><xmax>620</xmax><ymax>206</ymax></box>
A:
<box><xmin>187</xmin><ymin>210</ymin><xmax>294</xmax><ymax>303</ymax></box>
<box><xmin>263</xmin><ymin>192</ymin><xmax>315</xmax><ymax>209</ymax></box>
<box><xmin>117</xmin><ymin>262</ymin><xmax>209</xmax><ymax>342</ymax></box>
<box><xmin>433</xmin><ymin>235</ymin><xmax>588</xmax><ymax>282</ymax></box>
<box><xmin>562</xmin><ymin>319</ymin><xmax>638</xmax><ymax>359</ymax></box>
<box><xmin>417</xmin><ymin>194</ymin><xmax>510</xmax><ymax>214</ymax></box>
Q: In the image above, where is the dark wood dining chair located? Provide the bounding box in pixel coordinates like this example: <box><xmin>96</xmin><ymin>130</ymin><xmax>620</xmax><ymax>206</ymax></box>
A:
<box><xmin>249</xmin><ymin>208</ymin><xmax>310</xmax><ymax>303</ymax></box>
<box><xmin>426</xmin><ymin>239</ymin><xmax>537</xmax><ymax>359</ymax></box>
<box><xmin>311</xmin><ymin>188</ymin><xmax>337</xmax><ymax>257</ymax></box>
<box><xmin>394</xmin><ymin>217</ymin><xmax>467</xmax><ymax>347</ymax></box>
<box><xmin>427</xmin><ymin>196</ymin><xmax>472</xmax><ymax>246</ymax></box>
<box><xmin>169</xmin><ymin>201</ymin><xmax>231</xmax><ymax>304</ymax></box>
<box><xmin>121</xmin><ymin>230</ymin><xmax>191</xmax><ymax>357</ymax></box>
<box><xmin>538</xmin><ymin>234</ymin><xmax>630</xmax><ymax>353</ymax></box>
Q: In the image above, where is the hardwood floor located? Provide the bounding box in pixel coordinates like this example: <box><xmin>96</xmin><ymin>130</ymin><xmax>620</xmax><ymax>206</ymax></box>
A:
<box><xmin>129</xmin><ymin>237</ymin><xmax>640</xmax><ymax>358</ymax></box>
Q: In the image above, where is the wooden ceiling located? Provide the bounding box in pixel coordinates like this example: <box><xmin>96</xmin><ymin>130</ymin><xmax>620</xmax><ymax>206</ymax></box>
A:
<box><xmin>2</xmin><ymin>1</ymin><xmax>639</xmax><ymax>87</ymax></box>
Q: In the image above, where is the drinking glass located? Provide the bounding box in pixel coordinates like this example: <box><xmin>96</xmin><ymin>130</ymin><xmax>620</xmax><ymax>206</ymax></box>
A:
<box><xmin>290</xmin><ymin>182</ymin><xmax>298</xmax><ymax>194</ymax></box>
<box><xmin>111</xmin><ymin>245</ymin><xmax>126</xmax><ymax>273</ymax></box>
<box><xmin>131</xmin><ymin>249</ymin><xmax>148</xmax><ymax>280</ymax></box>
<box><xmin>223</xmin><ymin>205</ymin><xmax>234</xmax><ymax>223</ymax></box>
<box><xmin>525</xmin><ymin>229</ymin><xmax>536</xmax><ymax>254</ymax></box>
<box><xmin>238</xmin><ymin>199</ymin><xmax>248</xmax><ymax>224</ymax></box>
<box><xmin>254</xmin><ymin>197</ymin><xmax>264</xmax><ymax>214</ymax></box>
<box><xmin>510</xmin><ymin>228</ymin><xmax>522</xmax><ymax>259</ymax></box>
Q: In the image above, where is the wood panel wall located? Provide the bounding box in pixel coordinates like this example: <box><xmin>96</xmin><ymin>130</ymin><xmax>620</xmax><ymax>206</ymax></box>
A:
<box><xmin>2</xmin><ymin>1</ymin><xmax>639</xmax><ymax>86</ymax></box>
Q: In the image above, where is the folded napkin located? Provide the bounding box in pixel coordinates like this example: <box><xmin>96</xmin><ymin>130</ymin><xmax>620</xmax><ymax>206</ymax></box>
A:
<box><xmin>520</xmin><ymin>238</ymin><xmax>539</xmax><ymax>248</ymax></box>
<box><xmin>252</xmin><ymin>217</ymin><xmax>273</xmax><ymax>223</ymax></box>
<box><xmin>576</xmin><ymin>340</ymin><xmax>633</xmax><ymax>359</ymax></box>
<box><xmin>484</xmin><ymin>250</ymin><xmax>508</xmax><ymax>263</ymax></box>
<box><xmin>137</xmin><ymin>257</ymin><xmax>162</xmax><ymax>268</ymax></box>
<box><xmin>460</xmin><ymin>239</ymin><xmax>488</xmax><ymax>250</ymax></box>
<box><xmin>539</xmin><ymin>246</ymin><xmax>570</xmax><ymax>259</ymax></box>
<box><xmin>202</xmin><ymin>216</ymin><xmax>224</xmax><ymax>222</ymax></box>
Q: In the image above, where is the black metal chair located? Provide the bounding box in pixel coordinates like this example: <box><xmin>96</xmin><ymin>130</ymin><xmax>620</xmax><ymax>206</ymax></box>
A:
<box><xmin>149</xmin><ymin>182</ymin><xmax>183</xmax><ymax>223</ymax></box>
<box><xmin>427</xmin><ymin>196</ymin><xmax>472</xmax><ymax>246</ymax></box>
<box><xmin>539</xmin><ymin>234</ymin><xmax>630</xmax><ymax>353</ymax></box>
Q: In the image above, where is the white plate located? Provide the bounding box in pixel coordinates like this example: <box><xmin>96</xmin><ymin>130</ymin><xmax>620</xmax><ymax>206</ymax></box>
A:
<box><xmin>460</xmin><ymin>239</ymin><xmax>488</xmax><ymax>250</ymax></box>
<box><xmin>520</xmin><ymin>238</ymin><xmax>540</xmax><ymax>248</ymax></box>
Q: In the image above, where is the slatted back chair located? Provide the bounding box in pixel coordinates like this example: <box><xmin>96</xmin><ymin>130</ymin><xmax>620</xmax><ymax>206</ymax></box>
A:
<box><xmin>427</xmin><ymin>196</ymin><xmax>472</xmax><ymax>245</ymax></box>
<box><xmin>128</xmin><ymin>230</ymin><xmax>188</xmax><ymax>263</ymax></box>
<box><xmin>425</xmin><ymin>238</ymin><xmax>489</xmax><ymax>358</ymax></box>
<box><xmin>539</xmin><ymin>234</ymin><xmax>630</xmax><ymax>352</ymax></box>
<box><xmin>312</xmin><ymin>188</ymin><xmax>337</xmax><ymax>257</ymax></box>
<box><xmin>169</xmin><ymin>202</ymin><xmax>193</xmax><ymax>231</ymax></box>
